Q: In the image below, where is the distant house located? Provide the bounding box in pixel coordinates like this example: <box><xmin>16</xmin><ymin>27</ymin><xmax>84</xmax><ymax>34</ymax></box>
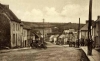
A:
<box><xmin>80</xmin><ymin>21</ymin><xmax>88</xmax><ymax>39</ymax></box>
<box><xmin>33</xmin><ymin>26</ymin><xmax>52</xmax><ymax>41</ymax></box>
<box><xmin>64</xmin><ymin>33</ymin><xmax>69</xmax><ymax>44</ymax></box>
<box><xmin>63</xmin><ymin>29</ymin><xmax>77</xmax><ymax>45</ymax></box>
<box><xmin>49</xmin><ymin>35</ymin><xmax>54</xmax><ymax>42</ymax></box>
<box><xmin>69</xmin><ymin>29</ymin><xmax>75</xmax><ymax>32</ymax></box>
<box><xmin>63</xmin><ymin>30</ymin><xmax>69</xmax><ymax>34</ymax></box>
<box><xmin>58</xmin><ymin>34</ymin><xmax>65</xmax><ymax>45</ymax></box>
<box><xmin>20</xmin><ymin>22</ymin><xmax>24</xmax><ymax>47</ymax></box>
<box><xmin>73</xmin><ymin>32</ymin><xmax>78</xmax><ymax>42</ymax></box>
<box><xmin>92</xmin><ymin>16</ymin><xmax>100</xmax><ymax>48</ymax></box>
<box><xmin>22</xmin><ymin>25</ymin><xmax>31</xmax><ymax>47</ymax></box>
<box><xmin>53</xmin><ymin>34</ymin><xmax>59</xmax><ymax>44</ymax></box>
<box><xmin>0</xmin><ymin>3</ymin><xmax>21</xmax><ymax>48</ymax></box>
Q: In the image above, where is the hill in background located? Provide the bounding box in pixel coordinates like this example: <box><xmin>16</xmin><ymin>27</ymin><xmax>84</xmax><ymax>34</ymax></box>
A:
<box><xmin>22</xmin><ymin>21</ymin><xmax>85</xmax><ymax>32</ymax></box>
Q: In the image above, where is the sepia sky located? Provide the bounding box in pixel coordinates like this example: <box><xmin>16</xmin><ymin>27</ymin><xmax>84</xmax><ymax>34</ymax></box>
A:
<box><xmin>0</xmin><ymin>0</ymin><xmax>100</xmax><ymax>23</ymax></box>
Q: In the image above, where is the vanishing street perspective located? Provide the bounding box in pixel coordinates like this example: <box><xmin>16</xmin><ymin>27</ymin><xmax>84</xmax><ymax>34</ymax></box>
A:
<box><xmin>0</xmin><ymin>0</ymin><xmax>100</xmax><ymax>61</ymax></box>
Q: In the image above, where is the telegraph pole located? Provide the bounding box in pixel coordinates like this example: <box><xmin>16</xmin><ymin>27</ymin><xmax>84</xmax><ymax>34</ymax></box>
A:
<box><xmin>87</xmin><ymin>0</ymin><xmax>92</xmax><ymax>55</ymax></box>
<box><xmin>43</xmin><ymin>19</ymin><xmax>45</xmax><ymax>44</ymax></box>
<box><xmin>77</xmin><ymin>18</ymin><xmax>80</xmax><ymax>48</ymax></box>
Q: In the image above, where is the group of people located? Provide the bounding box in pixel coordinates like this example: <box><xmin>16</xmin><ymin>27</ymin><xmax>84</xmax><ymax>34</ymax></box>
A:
<box><xmin>70</xmin><ymin>38</ymin><xmax>94</xmax><ymax>48</ymax></box>
<box><xmin>79</xmin><ymin>38</ymin><xmax>87</xmax><ymax>46</ymax></box>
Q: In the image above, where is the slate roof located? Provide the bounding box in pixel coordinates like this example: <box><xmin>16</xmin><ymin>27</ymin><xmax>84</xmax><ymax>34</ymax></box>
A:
<box><xmin>0</xmin><ymin>3</ymin><xmax>21</xmax><ymax>23</ymax></box>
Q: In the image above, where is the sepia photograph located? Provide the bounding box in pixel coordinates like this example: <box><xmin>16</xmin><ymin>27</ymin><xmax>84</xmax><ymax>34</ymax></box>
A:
<box><xmin>0</xmin><ymin>0</ymin><xmax>100</xmax><ymax>61</ymax></box>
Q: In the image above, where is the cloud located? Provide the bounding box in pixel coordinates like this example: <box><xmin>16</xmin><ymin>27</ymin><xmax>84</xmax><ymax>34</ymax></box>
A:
<box><xmin>43</xmin><ymin>7</ymin><xmax>59</xmax><ymax>16</ymax></box>
<box><xmin>31</xmin><ymin>9</ymin><xmax>43</xmax><ymax>17</ymax></box>
<box><xmin>60</xmin><ymin>4</ymin><xmax>89</xmax><ymax>23</ymax></box>
<box><xmin>12</xmin><ymin>4</ymin><xmax>89</xmax><ymax>23</ymax></box>
<box><xmin>61</xmin><ymin>4</ymin><xmax>80</xmax><ymax>17</ymax></box>
<box><xmin>43</xmin><ymin>7</ymin><xmax>62</xmax><ymax>22</ymax></box>
<box><xmin>13</xmin><ymin>9</ymin><xmax>44</xmax><ymax>22</ymax></box>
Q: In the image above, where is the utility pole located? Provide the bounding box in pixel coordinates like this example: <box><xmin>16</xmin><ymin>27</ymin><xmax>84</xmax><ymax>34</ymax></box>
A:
<box><xmin>87</xmin><ymin>0</ymin><xmax>92</xmax><ymax>55</ymax></box>
<box><xmin>77</xmin><ymin>18</ymin><xmax>80</xmax><ymax>48</ymax></box>
<box><xmin>43</xmin><ymin>19</ymin><xmax>45</xmax><ymax>44</ymax></box>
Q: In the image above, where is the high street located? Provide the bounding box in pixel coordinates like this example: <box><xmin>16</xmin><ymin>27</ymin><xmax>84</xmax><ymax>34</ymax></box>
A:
<box><xmin>0</xmin><ymin>42</ymin><xmax>89</xmax><ymax>61</ymax></box>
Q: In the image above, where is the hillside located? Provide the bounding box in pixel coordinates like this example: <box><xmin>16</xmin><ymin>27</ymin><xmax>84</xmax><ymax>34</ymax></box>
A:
<box><xmin>22</xmin><ymin>21</ymin><xmax>85</xmax><ymax>32</ymax></box>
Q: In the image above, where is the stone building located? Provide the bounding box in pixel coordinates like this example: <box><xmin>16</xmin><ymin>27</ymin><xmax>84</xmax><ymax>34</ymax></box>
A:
<box><xmin>92</xmin><ymin>16</ymin><xmax>100</xmax><ymax>48</ymax></box>
<box><xmin>22</xmin><ymin>25</ymin><xmax>31</xmax><ymax>47</ymax></box>
<box><xmin>0</xmin><ymin>3</ymin><xmax>21</xmax><ymax>48</ymax></box>
<box><xmin>80</xmin><ymin>21</ymin><xmax>88</xmax><ymax>39</ymax></box>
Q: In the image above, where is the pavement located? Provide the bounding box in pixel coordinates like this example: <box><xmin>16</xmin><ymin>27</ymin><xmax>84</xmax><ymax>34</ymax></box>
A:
<box><xmin>0</xmin><ymin>42</ymin><xmax>60</xmax><ymax>53</ymax></box>
<box><xmin>80</xmin><ymin>46</ymin><xmax>100</xmax><ymax>61</ymax></box>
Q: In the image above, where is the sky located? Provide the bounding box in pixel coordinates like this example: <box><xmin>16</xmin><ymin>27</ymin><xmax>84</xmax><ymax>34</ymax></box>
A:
<box><xmin>0</xmin><ymin>0</ymin><xmax>100</xmax><ymax>23</ymax></box>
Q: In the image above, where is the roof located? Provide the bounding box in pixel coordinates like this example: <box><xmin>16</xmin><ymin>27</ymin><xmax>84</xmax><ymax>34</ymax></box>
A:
<box><xmin>69</xmin><ymin>29</ymin><xmax>75</xmax><ymax>32</ymax></box>
<box><xmin>23</xmin><ymin>25</ymin><xmax>31</xmax><ymax>30</ymax></box>
<box><xmin>0</xmin><ymin>3</ymin><xmax>21</xmax><ymax>23</ymax></box>
<box><xmin>96</xmin><ymin>18</ymin><xmax>100</xmax><ymax>22</ymax></box>
<box><xmin>80</xmin><ymin>24</ymin><xmax>88</xmax><ymax>31</ymax></box>
<box><xmin>50</xmin><ymin>35</ymin><xmax>54</xmax><ymax>39</ymax></box>
<box><xmin>30</xmin><ymin>30</ymin><xmax>41</xmax><ymax>38</ymax></box>
<box><xmin>59</xmin><ymin>34</ymin><xmax>65</xmax><ymax>38</ymax></box>
<box><xmin>20</xmin><ymin>22</ymin><xmax>24</xmax><ymax>26</ymax></box>
<box><xmin>53</xmin><ymin>35</ymin><xmax>59</xmax><ymax>38</ymax></box>
<box><xmin>63</xmin><ymin>30</ymin><xmax>69</xmax><ymax>33</ymax></box>
<box><xmin>35</xmin><ymin>33</ymin><xmax>41</xmax><ymax>38</ymax></box>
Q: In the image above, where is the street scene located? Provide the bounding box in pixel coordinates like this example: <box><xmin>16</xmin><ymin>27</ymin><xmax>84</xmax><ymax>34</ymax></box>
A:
<box><xmin>0</xmin><ymin>0</ymin><xmax>100</xmax><ymax>61</ymax></box>
<box><xmin>0</xmin><ymin>42</ymin><xmax>89</xmax><ymax>61</ymax></box>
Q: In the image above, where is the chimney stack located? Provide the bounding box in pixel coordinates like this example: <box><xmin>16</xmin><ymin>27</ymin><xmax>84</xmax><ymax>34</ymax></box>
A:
<box><xmin>5</xmin><ymin>5</ymin><xmax>9</xmax><ymax>9</ymax></box>
<box><xmin>97</xmin><ymin>16</ymin><xmax>100</xmax><ymax>19</ymax></box>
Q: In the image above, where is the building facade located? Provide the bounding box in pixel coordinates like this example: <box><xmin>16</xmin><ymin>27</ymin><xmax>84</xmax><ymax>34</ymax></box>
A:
<box><xmin>0</xmin><ymin>3</ymin><xmax>32</xmax><ymax>48</ymax></box>
<box><xmin>80</xmin><ymin>21</ymin><xmax>88</xmax><ymax>39</ymax></box>
<box><xmin>92</xmin><ymin>16</ymin><xmax>100</xmax><ymax>48</ymax></box>
<box><xmin>0</xmin><ymin>4</ymin><xmax>21</xmax><ymax>48</ymax></box>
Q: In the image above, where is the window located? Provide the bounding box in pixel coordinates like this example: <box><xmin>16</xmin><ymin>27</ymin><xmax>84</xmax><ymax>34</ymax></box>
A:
<box><xmin>13</xmin><ymin>34</ymin><xmax>15</xmax><ymax>44</ymax></box>
<box><xmin>16</xmin><ymin>24</ymin><xmax>17</xmax><ymax>31</ymax></box>
<box><xmin>18</xmin><ymin>24</ymin><xmax>19</xmax><ymax>31</ymax></box>
<box><xmin>13</xmin><ymin>23</ymin><xmax>15</xmax><ymax>31</ymax></box>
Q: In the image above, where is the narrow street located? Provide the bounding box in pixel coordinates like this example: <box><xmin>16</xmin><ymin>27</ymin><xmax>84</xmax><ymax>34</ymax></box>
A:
<box><xmin>0</xmin><ymin>42</ymin><xmax>89</xmax><ymax>61</ymax></box>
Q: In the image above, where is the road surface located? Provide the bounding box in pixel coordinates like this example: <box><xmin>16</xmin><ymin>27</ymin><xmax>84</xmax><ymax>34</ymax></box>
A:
<box><xmin>0</xmin><ymin>42</ymin><xmax>89</xmax><ymax>61</ymax></box>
